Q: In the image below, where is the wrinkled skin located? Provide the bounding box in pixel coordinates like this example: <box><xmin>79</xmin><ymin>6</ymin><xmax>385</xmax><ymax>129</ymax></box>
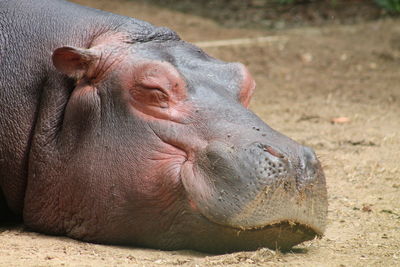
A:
<box><xmin>0</xmin><ymin>0</ymin><xmax>327</xmax><ymax>253</ymax></box>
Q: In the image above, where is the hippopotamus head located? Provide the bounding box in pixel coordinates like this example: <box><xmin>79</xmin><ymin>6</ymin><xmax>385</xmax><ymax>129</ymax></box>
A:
<box><xmin>25</xmin><ymin>27</ymin><xmax>327</xmax><ymax>253</ymax></box>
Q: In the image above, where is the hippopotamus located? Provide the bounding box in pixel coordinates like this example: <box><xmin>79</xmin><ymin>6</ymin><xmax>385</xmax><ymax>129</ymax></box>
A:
<box><xmin>0</xmin><ymin>0</ymin><xmax>327</xmax><ymax>253</ymax></box>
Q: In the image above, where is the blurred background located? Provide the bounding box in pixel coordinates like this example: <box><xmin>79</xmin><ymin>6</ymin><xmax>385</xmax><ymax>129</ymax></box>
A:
<box><xmin>137</xmin><ymin>0</ymin><xmax>398</xmax><ymax>29</ymax></box>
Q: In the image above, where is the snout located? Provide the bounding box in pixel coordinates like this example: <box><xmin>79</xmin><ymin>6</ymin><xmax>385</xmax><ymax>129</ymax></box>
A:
<box><xmin>231</xmin><ymin>142</ymin><xmax>327</xmax><ymax>232</ymax></box>
<box><xmin>183</xmin><ymin>140</ymin><xmax>327</xmax><ymax>236</ymax></box>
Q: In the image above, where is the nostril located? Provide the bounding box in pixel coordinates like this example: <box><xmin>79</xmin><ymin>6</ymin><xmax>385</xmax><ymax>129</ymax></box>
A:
<box><xmin>260</xmin><ymin>144</ymin><xmax>285</xmax><ymax>159</ymax></box>
<box><xmin>302</xmin><ymin>146</ymin><xmax>318</xmax><ymax>166</ymax></box>
<box><xmin>300</xmin><ymin>146</ymin><xmax>321</xmax><ymax>184</ymax></box>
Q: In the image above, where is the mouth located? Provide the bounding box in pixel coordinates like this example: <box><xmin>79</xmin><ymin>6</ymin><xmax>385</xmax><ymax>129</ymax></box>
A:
<box><xmin>187</xmin><ymin>215</ymin><xmax>320</xmax><ymax>253</ymax></box>
<box><xmin>182</xmin><ymin>169</ymin><xmax>327</xmax><ymax>238</ymax></box>
<box><xmin>225</xmin><ymin>218</ymin><xmax>324</xmax><ymax>237</ymax></box>
<box><xmin>181</xmin><ymin>181</ymin><xmax>326</xmax><ymax>252</ymax></box>
<box><xmin>231</xmin><ymin>219</ymin><xmax>321</xmax><ymax>250</ymax></box>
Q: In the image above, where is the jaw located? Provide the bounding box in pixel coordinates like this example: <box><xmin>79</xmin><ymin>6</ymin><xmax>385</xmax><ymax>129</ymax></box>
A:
<box><xmin>158</xmin><ymin>210</ymin><xmax>320</xmax><ymax>254</ymax></box>
<box><xmin>177</xmin><ymin>203</ymin><xmax>324</xmax><ymax>253</ymax></box>
<box><xmin>201</xmin><ymin>220</ymin><xmax>320</xmax><ymax>253</ymax></box>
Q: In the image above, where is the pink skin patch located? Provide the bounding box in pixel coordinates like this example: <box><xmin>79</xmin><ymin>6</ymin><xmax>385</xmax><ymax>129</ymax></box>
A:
<box><xmin>237</xmin><ymin>64</ymin><xmax>256</xmax><ymax>108</ymax></box>
<box><xmin>262</xmin><ymin>145</ymin><xmax>285</xmax><ymax>159</ymax></box>
<box><xmin>180</xmin><ymin>159</ymin><xmax>213</xmax><ymax>212</ymax></box>
<box><xmin>120</xmin><ymin>60</ymin><xmax>191</xmax><ymax>123</ymax></box>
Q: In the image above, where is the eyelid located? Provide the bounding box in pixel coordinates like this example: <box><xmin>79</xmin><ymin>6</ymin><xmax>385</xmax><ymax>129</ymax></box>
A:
<box><xmin>139</xmin><ymin>74</ymin><xmax>172</xmax><ymax>95</ymax></box>
<box><xmin>127</xmin><ymin>61</ymin><xmax>187</xmax><ymax>116</ymax></box>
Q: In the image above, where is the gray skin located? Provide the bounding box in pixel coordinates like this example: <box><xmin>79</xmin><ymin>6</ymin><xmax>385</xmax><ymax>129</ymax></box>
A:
<box><xmin>0</xmin><ymin>0</ymin><xmax>327</xmax><ymax>253</ymax></box>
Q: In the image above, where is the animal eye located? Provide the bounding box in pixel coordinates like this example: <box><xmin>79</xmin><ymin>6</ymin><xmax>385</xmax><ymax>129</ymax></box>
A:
<box><xmin>130</xmin><ymin>84</ymin><xmax>170</xmax><ymax>108</ymax></box>
<box><xmin>139</xmin><ymin>75</ymin><xmax>171</xmax><ymax>94</ymax></box>
<box><xmin>128</xmin><ymin>61</ymin><xmax>186</xmax><ymax>118</ymax></box>
<box><xmin>144</xmin><ymin>87</ymin><xmax>169</xmax><ymax>108</ymax></box>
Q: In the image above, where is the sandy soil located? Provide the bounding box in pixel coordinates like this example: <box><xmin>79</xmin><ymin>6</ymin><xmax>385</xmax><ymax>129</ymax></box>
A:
<box><xmin>1</xmin><ymin>0</ymin><xmax>399</xmax><ymax>266</ymax></box>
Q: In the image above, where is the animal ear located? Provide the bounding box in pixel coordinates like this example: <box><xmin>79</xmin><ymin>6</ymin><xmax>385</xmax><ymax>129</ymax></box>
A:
<box><xmin>238</xmin><ymin>64</ymin><xmax>256</xmax><ymax>108</ymax></box>
<box><xmin>52</xmin><ymin>46</ymin><xmax>99</xmax><ymax>79</ymax></box>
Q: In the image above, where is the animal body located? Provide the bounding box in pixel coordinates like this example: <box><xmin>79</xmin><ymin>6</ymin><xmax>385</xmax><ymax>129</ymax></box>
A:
<box><xmin>0</xmin><ymin>0</ymin><xmax>327</xmax><ymax>253</ymax></box>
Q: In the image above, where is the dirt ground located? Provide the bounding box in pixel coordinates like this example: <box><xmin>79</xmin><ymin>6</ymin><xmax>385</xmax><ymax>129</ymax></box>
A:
<box><xmin>1</xmin><ymin>0</ymin><xmax>399</xmax><ymax>266</ymax></box>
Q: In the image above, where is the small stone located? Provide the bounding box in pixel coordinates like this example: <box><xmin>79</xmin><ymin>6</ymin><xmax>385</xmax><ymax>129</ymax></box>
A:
<box><xmin>369</xmin><ymin>62</ymin><xmax>377</xmax><ymax>69</ymax></box>
<box><xmin>362</xmin><ymin>204</ymin><xmax>372</xmax><ymax>212</ymax></box>
<box><xmin>331</xmin><ymin>117</ymin><xmax>350</xmax><ymax>124</ymax></box>
<box><xmin>301</xmin><ymin>53</ymin><xmax>313</xmax><ymax>63</ymax></box>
